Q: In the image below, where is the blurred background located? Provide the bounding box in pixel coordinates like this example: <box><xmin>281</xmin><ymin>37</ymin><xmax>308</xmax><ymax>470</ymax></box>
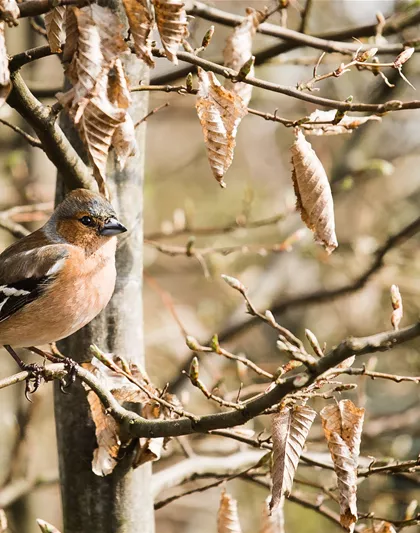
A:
<box><xmin>0</xmin><ymin>0</ymin><xmax>419</xmax><ymax>531</ymax></box>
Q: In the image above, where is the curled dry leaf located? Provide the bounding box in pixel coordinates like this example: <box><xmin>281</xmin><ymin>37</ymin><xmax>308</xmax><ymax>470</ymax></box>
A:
<box><xmin>196</xmin><ymin>68</ymin><xmax>248</xmax><ymax>187</ymax></box>
<box><xmin>154</xmin><ymin>0</ymin><xmax>189</xmax><ymax>65</ymax></box>
<box><xmin>223</xmin><ymin>8</ymin><xmax>266</xmax><ymax>107</ymax></box>
<box><xmin>0</xmin><ymin>0</ymin><xmax>19</xmax><ymax>26</ymax></box>
<box><xmin>217</xmin><ymin>489</ymin><xmax>242</xmax><ymax>533</ymax></box>
<box><xmin>45</xmin><ymin>6</ymin><xmax>66</xmax><ymax>53</ymax></box>
<box><xmin>303</xmin><ymin>110</ymin><xmax>381</xmax><ymax>136</ymax></box>
<box><xmin>390</xmin><ymin>284</ymin><xmax>403</xmax><ymax>330</ymax></box>
<box><xmin>260</xmin><ymin>496</ymin><xmax>285</xmax><ymax>533</ymax></box>
<box><xmin>62</xmin><ymin>6</ymin><xmax>78</xmax><ymax>65</ymax></box>
<box><xmin>122</xmin><ymin>0</ymin><xmax>154</xmax><ymax>67</ymax></box>
<box><xmin>0</xmin><ymin>22</ymin><xmax>11</xmax><ymax>108</ymax></box>
<box><xmin>291</xmin><ymin>129</ymin><xmax>337</xmax><ymax>254</ymax></box>
<box><xmin>321</xmin><ymin>400</ymin><xmax>365</xmax><ymax>532</ymax></box>
<box><xmin>270</xmin><ymin>404</ymin><xmax>316</xmax><ymax>511</ymax></box>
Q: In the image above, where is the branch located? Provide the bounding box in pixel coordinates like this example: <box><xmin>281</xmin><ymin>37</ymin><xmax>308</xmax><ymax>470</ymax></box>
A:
<box><xmin>18</xmin><ymin>0</ymin><xmax>85</xmax><ymax>19</ymax></box>
<box><xmin>0</xmin><ymin>118</ymin><xmax>42</xmax><ymax>147</ymax></box>
<box><xmin>1</xmin><ymin>323</ymin><xmax>419</xmax><ymax>439</ymax></box>
<box><xmin>7</xmin><ymin>72</ymin><xmax>96</xmax><ymax>191</ymax></box>
<box><xmin>189</xmin><ymin>2</ymin><xmax>420</xmax><ymax>56</ymax></box>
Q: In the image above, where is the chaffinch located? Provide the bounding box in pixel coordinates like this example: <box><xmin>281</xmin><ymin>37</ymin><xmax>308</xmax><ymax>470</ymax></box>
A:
<box><xmin>0</xmin><ymin>188</ymin><xmax>127</xmax><ymax>361</ymax></box>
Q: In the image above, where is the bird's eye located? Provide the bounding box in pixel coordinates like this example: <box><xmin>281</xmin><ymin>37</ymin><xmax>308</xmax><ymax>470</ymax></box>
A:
<box><xmin>79</xmin><ymin>216</ymin><xmax>95</xmax><ymax>227</ymax></box>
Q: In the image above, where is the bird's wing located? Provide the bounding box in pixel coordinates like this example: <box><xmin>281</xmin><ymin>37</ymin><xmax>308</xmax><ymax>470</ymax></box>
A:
<box><xmin>0</xmin><ymin>240</ymin><xmax>69</xmax><ymax>323</ymax></box>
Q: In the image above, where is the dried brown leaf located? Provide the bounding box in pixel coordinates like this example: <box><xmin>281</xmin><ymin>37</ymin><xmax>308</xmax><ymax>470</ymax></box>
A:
<box><xmin>303</xmin><ymin>110</ymin><xmax>381</xmax><ymax>136</ymax></box>
<box><xmin>260</xmin><ymin>496</ymin><xmax>285</xmax><ymax>533</ymax></box>
<box><xmin>291</xmin><ymin>129</ymin><xmax>337</xmax><ymax>254</ymax></box>
<box><xmin>65</xmin><ymin>5</ymin><xmax>127</xmax><ymax>121</ymax></box>
<box><xmin>390</xmin><ymin>284</ymin><xmax>403</xmax><ymax>330</ymax></box>
<box><xmin>154</xmin><ymin>0</ymin><xmax>189</xmax><ymax>65</ymax></box>
<box><xmin>122</xmin><ymin>0</ymin><xmax>155</xmax><ymax>67</ymax></box>
<box><xmin>45</xmin><ymin>6</ymin><xmax>66</xmax><ymax>53</ymax></box>
<box><xmin>62</xmin><ymin>6</ymin><xmax>78</xmax><ymax>65</ymax></box>
<box><xmin>0</xmin><ymin>22</ymin><xmax>10</xmax><ymax>108</ymax></box>
<box><xmin>270</xmin><ymin>405</ymin><xmax>316</xmax><ymax>511</ymax></box>
<box><xmin>218</xmin><ymin>489</ymin><xmax>242</xmax><ymax>533</ymax></box>
<box><xmin>196</xmin><ymin>68</ymin><xmax>247</xmax><ymax>187</ymax></box>
<box><xmin>321</xmin><ymin>400</ymin><xmax>365</xmax><ymax>532</ymax></box>
<box><xmin>112</xmin><ymin>115</ymin><xmax>137</xmax><ymax>169</ymax></box>
<box><xmin>0</xmin><ymin>0</ymin><xmax>19</xmax><ymax>26</ymax></box>
<box><xmin>223</xmin><ymin>8</ymin><xmax>266</xmax><ymax>107</ymax></box>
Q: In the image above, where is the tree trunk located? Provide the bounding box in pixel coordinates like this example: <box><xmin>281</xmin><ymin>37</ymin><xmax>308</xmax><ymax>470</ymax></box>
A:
<box><xmin>53</xmin><ymin>50</ymin><xmax>154</xmax><ymax>533</ymax></box>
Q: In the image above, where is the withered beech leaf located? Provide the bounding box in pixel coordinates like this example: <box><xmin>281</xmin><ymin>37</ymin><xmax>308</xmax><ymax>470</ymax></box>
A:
<box><xmin>65</xmin><ymin>5</ymin><xmax>127</xmax><ymax>122</ymax></box>
<box><xmin>260</xmin><ymin>496</ymin><xmax>285</xmax><ymax>533</ymax></box>
<box><xmin>154</xmin><ymin>0</ymin><xmax>189</xmax><ymax>65</ymax></box>
<box><xmin>223</xmin><ymin>8</ymin><xmax>266</xmax><ymax>107</ymax></box>
<box><xmin>217</xmin><ymin>489</ymin><xmax>242</xmax><ymax>533</ymax></box>
<box><xmin>303</xmin><ymin>110</ymin><xmax>381</xmax><ymax>136</ymax></box>
<box><xmin>291</xmin><ymin>129</ymin><xmax>338</xmax><ymax>254</ymax></box>
<box><xmin>196</xmin><ymin>68</ymin><xmax>248</xmax><ymax>187</ymax></box>
<box><xmin>62</xmin><ymin>6</ymin><xmax>78</xmax><ymax>65</ymax></box>
<box><xmin>122</xmin><ymin>0</ymin><xmax>154</xmax><ymax>67</ymax></box>
<box><xmin>0</xmin><ymin>22</ymin><xmax>11</xmax><ymax>108</ymax></box>
<box><xmin>0</xmin><ymin>0</ymin><xmax>19</xmax><ymax>26</ymax></box>
<box><xmin>45</xmin><ymin>6</ymin><xmax>66</xmax><ymax>53</ymax></box>
<box><xmin>270</xmin><ymin>405</ymin><xmax>316</xmax><ymax>511</ymax></box>
<box><xmin>112</xmin><ymin>115</ymin><xmax>137</xmax><ymax>170</ymax></box>
<box><xmin>321</xmin><ymin>400</ymin><xmax>365</xmax><ymax>532</ymax></box>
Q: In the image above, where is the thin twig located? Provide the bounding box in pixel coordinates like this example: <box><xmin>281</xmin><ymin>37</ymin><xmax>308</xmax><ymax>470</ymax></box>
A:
<box><xmin>0</xmin><ymin>118</ymin><xmax>42</xmax><ymax>148</ymax></box>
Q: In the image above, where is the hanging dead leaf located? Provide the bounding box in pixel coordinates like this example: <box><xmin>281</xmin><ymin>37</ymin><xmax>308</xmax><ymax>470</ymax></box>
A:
<box><xmin>223</xmin><ymin>8</ymin><xmax>266</xmax><ymax>106</ymax></box>
<box><xmin>321</xmin><ymin>400</ymin><xmax>365</xmax><ymax>532</ymax></box>
<box><xmin>62</xmin><ymin>6</ymin><xmax>78</xmax><ymax>65</ymax></box>
<box><xmin>260</xmin><ymin>496</ymin><xmax>285</xmax><ymax>533</ymax></box>
<box><xmin>291</xmin><ymin>129</ymin><xmax>337</xmax><ymax>254</ymax></box>
<box><xmin>362</xmin><ymin>522</ymin><xmax>397</xmax><ymax>533</ymax></box>
<box><xmin>64</xmin><ymin>5</ymin><xmax>127</xmax><ymax>121</ymax></box>
<box><xmin>0</xmin><ymin>0</ymin><xmax>19</xmax><ymax>26</ymax></box>
<box><xmin>45</xmin><ymin>6</ymin><xmax>66</xmax><ymax>53</ymax></box>
<box><xmin>0</xmin><ymin>22</ymin><xmax>10</xmax><ymax>108</ymax></box>
<box><xmin>107</xmin><ymin>58</ymin><xmax>131</xmax><ymax>110</ymax></box>
<box><xmin>302</xmin><ymin>110</ymin><xmax>381</xmax><ymax>136</ymax></box>
<box><xmin>270</xmin><ymin>404</ymin><xmax>316</xmax><ymax>511</ymax></box>
<box><xmin>218</xmin><ymin>489</ymin><xmax>242</xmax><ymax>533</ymax></box>
<box><xmin>154</xmin><ymin>0</ymin><xmax>189</xmax><ymax>65</ymax></box>
<box><xmin>112</xmin><ymin>115</ymin><xmax>137</xmax><ymax>169</ymax></box>
<box><xmin>196</xmin><ymin>68</ymin><xmax>247</xmax><ymax>187</ymax></box>
<box><xmin>122</xmin><ymin>0</ymin><xmax>155</xmax><ymax>67</ymax></box>
<box><xmin>390</xmin><ymin>284</ymin><xmax>403</xmax><ymax>330</ymax></box>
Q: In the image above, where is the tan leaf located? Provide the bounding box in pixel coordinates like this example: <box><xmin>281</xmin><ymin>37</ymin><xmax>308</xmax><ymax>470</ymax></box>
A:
<box><xmin>112</xmin><ymin>115</ymin><xmax>137</xmax><ymax>169</ymax></box>
<box><xmin>260</xmin><ymin>496</ymin><xmax>285</xmax><ymax>533</ymax></box>
<box><xmin>108</xmin><ymin>58</ymin><xmax>131</xmax><ymax>110</ymax></box>
<box><xmin>45</xmin><ymin>6</ymin><xmax>66</xmax><ymax>53</ymax></box>
<box><xmin>321</xmin><ymin>400</ymin><xmax>365</xmax><ymax>532</ymax></box>
<box><xmin>362</xmin><ymin>522</ymin><xmax>397</xmax><ymax>533</ymax></box>
<box><xmin>390</xmin><ymin>284</ymin><xmax>403</xmax><ymax>330</ymax></box>
<box><xmin>223</xmin><ymin>8</ymin><xmax>265</xmax><ymax>107</ymax></box>
<box><xmin>36</xmin><ymin>520</ymin><xmax>62</xmax><ymax>533</ymax></box>
<box><xmin>62</xmin><ymin>6</ymin><xmax>78</xmax><ymax>65</ymax></box>
<box><xmin>196</xmin><ymin>68</ymin><xmax>247</xmax><ymax>187</ymax></box>
<box><xmin>303</xmin><ymin>110</ymin><xmax>381</xmax><ymax>136</ymax></box>
<box><xmin>134</xmin><ymin>437</ymin><xmax>164</xmax><ymax>467</ymax></box>
<box><xmin>65</xmin><ymin>5</ymin><xmax>127</xmax><ymax>121</ymax></box>
<box><xmin>154</xmin><ymin>0</ymin><xmax>189</xmax><ymax>65</ymax></box>
<box><xmin>291</xmin><ymin>129</ymin><xmax>337</xmax><ymax>254</ymax></box>
<box><xmin>217</xmin><ymin>489</ymin><xmax>242</xmax><ymax>533</ymax></box>
<box><xmin>270</xmin><ymin>405</ymin><xmax>316</xmax><ymax>511</ymax></box>
<box><xmin>122</xmin><ymin>0</ymin><xmax>154</xmax><ymax>67</ymax></box>
<box><xmin>0</xmin><ymin>22</ymin><xmax>10</xmax><ymax>108</ymax></box>
<box><xmin>0</xmin><ymin>0</ymin><xmax>19</xmax><ymax>26</ymax></box>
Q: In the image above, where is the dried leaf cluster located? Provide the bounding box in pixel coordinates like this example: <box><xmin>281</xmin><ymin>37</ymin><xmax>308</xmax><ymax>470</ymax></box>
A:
<box><xmin>83</xmin><ymin>355</ymin><xmax>178</xmax><ymax>476</ymax></box>
<box><xmin>0</xmin><ymin>0</ymin><xmax>19</xmax><ymax>109</ymax></box>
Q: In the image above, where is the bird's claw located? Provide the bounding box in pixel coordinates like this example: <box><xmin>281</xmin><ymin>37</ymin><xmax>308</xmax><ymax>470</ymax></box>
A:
<box><xmin>59</xmin><ymin>357</ymin><xmax>78</xmax><ymax>393</ymax></box>
<box><xmin>22</xmin><ymin>363</ymin><xmax>45</xmax><ymax>401</ymax></box>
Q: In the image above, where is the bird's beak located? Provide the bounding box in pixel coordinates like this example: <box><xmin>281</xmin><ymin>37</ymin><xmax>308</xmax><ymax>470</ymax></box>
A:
<box><xmin>100</xmin><ymin>217</ymin><xmax>127</xmax><ymax>236</ymax></box>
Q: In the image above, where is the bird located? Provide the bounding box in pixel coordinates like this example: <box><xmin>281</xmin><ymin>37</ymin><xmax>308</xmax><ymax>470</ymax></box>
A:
<box><xmin>0</xmin><ymin>188</ymin><xmax>127</xmax><ymax>392</ymax></box>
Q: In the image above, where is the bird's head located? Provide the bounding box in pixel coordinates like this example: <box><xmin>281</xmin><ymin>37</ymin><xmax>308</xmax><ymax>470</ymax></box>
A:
<box><xmin>46</xmin><ymin>189</ymin><xmax>127</xmax><ymax>252</ymax></box>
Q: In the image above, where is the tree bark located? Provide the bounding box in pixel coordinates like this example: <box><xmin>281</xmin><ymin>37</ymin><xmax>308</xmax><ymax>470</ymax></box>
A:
<box><xmin>53</xmin><ymin>50</ymin><xmax>154</xmax><ymax>533</ymax></box>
